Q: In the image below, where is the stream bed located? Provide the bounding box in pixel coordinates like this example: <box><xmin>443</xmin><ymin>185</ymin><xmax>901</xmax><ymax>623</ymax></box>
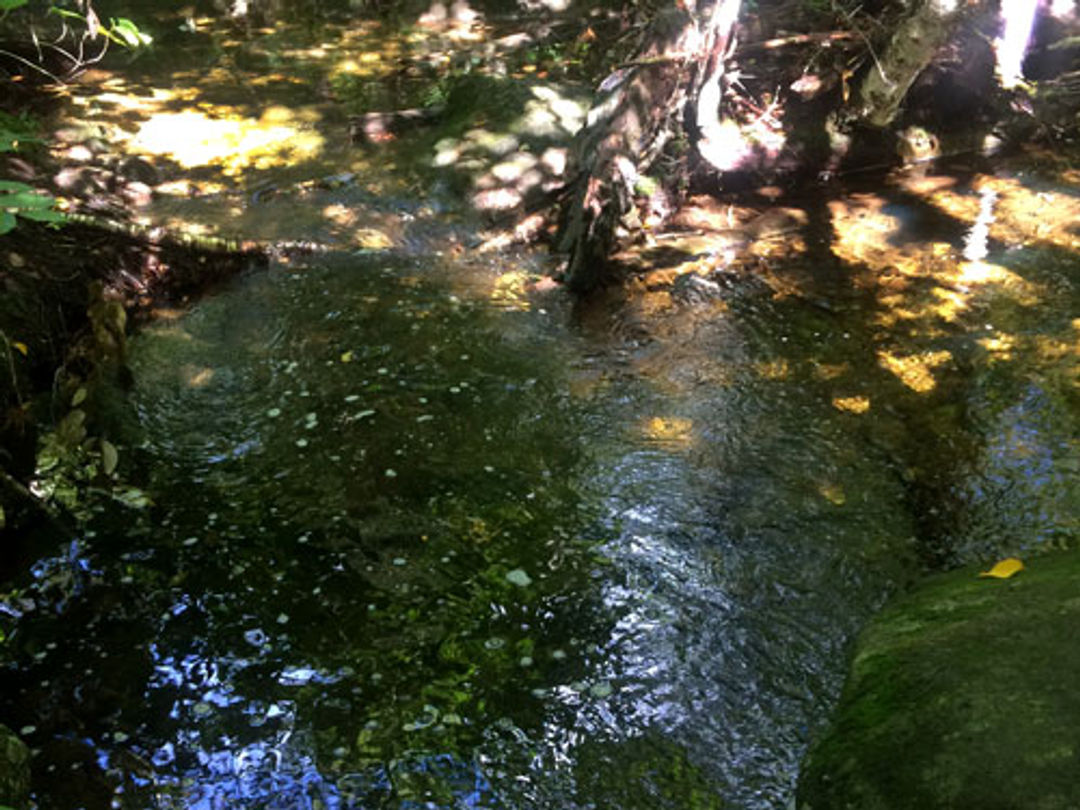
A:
<box><xmin>2</xmin><ymin>6</ymin><xmax>1079</xmax><ymax>807</ymax></box>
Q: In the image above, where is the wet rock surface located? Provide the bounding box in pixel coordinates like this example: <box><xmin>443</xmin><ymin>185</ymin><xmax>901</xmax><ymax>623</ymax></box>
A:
<box><xmin>799</xmin><ymin>549</ymin><xmax>1080</xmax><ymax>810</ymax></box>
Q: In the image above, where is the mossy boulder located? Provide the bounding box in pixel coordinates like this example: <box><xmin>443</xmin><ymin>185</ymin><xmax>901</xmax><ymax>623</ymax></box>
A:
<box><xmin>0</xmin><ymin>724</ymin><xmax>30</xmax><ymax>810</ymax></box>
<box><xmin>798</xmin><ymin>549</ymin><xmax>1080</xmax><ymax>810</ymax></box>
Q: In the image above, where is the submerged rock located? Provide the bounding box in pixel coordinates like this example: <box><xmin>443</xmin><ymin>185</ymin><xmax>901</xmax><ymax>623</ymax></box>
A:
<box><xmin>0</xmin><ymin>724</ymin><xmax>31</xmax><ymax>810</ymax></box>
<box><xmin>798</xmin><ymin>549</ymin><xmax>1080</xmax><ymax>809</ymax></box>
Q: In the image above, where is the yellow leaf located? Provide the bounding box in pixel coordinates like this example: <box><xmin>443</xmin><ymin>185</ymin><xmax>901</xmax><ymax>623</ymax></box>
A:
<box><xmin>832</xmin><ymin>395</ymin><xmax>870</xmax><ymax>414</ymax></box>
<box><xmin>340</xmin><ymin>350</ymin><xmax>354</xmax><ymax>363</ymax></box>
<box><xmin>819</xmin><ymin>482</ymin><xmax>846</xmax><ymax>506</ymax></box>
<box><xmin>978</xmin><ymin>557</ymin><xmax>1024</xmax><ymax>579</ymax></box>
<box><xmin>12</xmin><ymin>342</ymin><xmax>28</xmax><ymax>356</ymax></box>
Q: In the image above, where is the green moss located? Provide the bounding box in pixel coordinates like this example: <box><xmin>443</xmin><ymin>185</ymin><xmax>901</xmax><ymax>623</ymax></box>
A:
<box><xmin>799</xmin><ymin>550</ymin><xmax>1080</xmax><ymax>809</ymax></box>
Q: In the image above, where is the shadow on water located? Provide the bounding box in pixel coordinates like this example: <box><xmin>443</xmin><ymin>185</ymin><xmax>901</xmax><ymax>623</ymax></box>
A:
<box><xmin>0</xmin><ymin>238</ymin><xmax>919</xmax><ymax>809</ymax></box>
<box><xmin>4</xmin><ymin>156</ymin><xmax>1080</xmax><ymax>806</ymax></box>
<box><xmin>4</xmin><ymin>20</ymin><xmax>1080</xmax><ymax>799</ymax></box>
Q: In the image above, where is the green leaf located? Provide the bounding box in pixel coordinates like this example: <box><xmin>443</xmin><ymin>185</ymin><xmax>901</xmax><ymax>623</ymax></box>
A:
<box><xmin>4</xmin><ymin>190</ymin><xmax>56</xmax><ymax>208</ymax></box>
<box><xmin>72</xmin><ymin>387</ymin><xmax>87</xmax><ymax>406</ymax></box>
<box><xmin>110</xmin><ymin>17</ymin><xmax>152</xmax><ymax>48</ymax></box>
<box><xmin>0</xmin><ymin>0</ymin><xmax>30</xmax><ymax>10</ymax></box>
<box><xmin>58</xmin><ymin>408</ymin><xmax>88</xmax><ymax>446</ymax></box>
<box><xmin>15</xmin><ymin>208</ymin><xmax>65</xmax><ymax>223</ymax></box>
<box><xmin>100</xmin><ymin>439</ymin><xmax>119</xmax><ymax>476</ymax></box>
<box><xmin>0</xmin><ymin>181</ymin><xmax>64</xmax><ymax>228</ymax></box>
<box><xmin>113</xmin><ymin>486</ymin><xmax>151</xmax><ymax>509</ymax></box>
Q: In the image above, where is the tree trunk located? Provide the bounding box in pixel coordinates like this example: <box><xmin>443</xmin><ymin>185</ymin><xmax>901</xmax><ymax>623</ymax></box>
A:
<box><xmin>557</xmin><ymin>1</ymin><xmax>741</xmax><ymax>292</ymax></box>
<box><xmin>852</xmin><ymin>0</ymin><xmax>967</xmax><ymax>128</ymax></box>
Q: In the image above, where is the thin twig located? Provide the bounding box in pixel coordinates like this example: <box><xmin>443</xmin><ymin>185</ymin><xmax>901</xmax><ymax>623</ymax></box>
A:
<box><xmin>0</xmin><ymin>48</ymin><xmax>66</xmax><ymax>84</ymax></box>
<box><xmin>836</xmin><ymin>2</ymin><xmax>891</xmax><ymax>89</ymax></box>
<box><xmin>735</xmin><ymin>31</ymin><xmax>857</xmax><ymax>53</ymax></box>
<box><xmin>0</xmin><ymin>330</ymin><xmax>24</xmax><ymax>407</ymax></box>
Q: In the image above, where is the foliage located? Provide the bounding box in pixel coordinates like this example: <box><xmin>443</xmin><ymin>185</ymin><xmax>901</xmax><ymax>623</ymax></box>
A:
<box><xmin>0</xmin><ymin>112</ymin><xmax>41</xmax><ymax>153</ymax></box>
<box><xmin>0</xmin><ymin>0</ymin><xmax>151</xmax><ymax>85</ymax></box>
<box><xmin>49</xmin><ymin>6</ymin><xmax>152</xmax><ymax>50</ymax></box>
<box><xmin>0</xmin><ymin>180</ymin><xmax>64</xmax><ymax>235</ymax></box>
<box><xmin>0</xmin><ymin>111</ymin><xmax>59</xmax><ymax>233</ymax></box>
<box><xmin>34</xmin><ymin>396</ymin><xmax>148</xmax><ymax>516</ymax></box>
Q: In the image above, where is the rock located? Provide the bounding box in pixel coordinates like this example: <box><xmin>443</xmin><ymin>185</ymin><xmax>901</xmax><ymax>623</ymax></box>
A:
<box><xmin>120</xmin><ymin>181</ymin><xmax>154</xmax><ymax>208</ymax></box>
<box><xmin>798</xmin><ymin>549</ymin><xmax>1080</xmax><ymax>810</ymax></box>
<box><xmin>0</xmin><ymin>724</ymin><xmax>31</xmax><ymax>810</ymax></box>
<box><xmin>117</xmin><ymin>156</ymin><xmax>160</xmax><ymax>187</ymax></box>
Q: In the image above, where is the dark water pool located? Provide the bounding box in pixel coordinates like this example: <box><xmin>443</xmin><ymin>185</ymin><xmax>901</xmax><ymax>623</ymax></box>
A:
<box><xmin>3</xmin><ymin>175</ymin><xmax>1078</xmax><ymax>808</ymax></box>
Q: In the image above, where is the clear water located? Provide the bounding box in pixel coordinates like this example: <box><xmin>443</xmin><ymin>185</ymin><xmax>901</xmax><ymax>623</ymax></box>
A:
<box><xmin>4</xmin><ymin>178</ymin><xmax>1080</xmax><ymax>807</ymax></box>
<box><xmin>3</xmin><ymin>8</ymin><xmax>1079</xmax><ymax>802</ymax></box>
<box><xmin>0</xmin><ymin>243</ymin><xmax>963</xmax><ymax>808</ymax></box>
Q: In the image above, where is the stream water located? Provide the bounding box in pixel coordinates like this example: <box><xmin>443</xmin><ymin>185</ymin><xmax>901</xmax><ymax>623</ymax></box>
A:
<box><xmin>2</xmin><ymin>5</ymin><xmax>1079</xmax><ymax>809</ymax></box>
<box><xmin>5</xmin><ymin>200</ymin><xmax>1077</xmax><ymax>807</ymax></box>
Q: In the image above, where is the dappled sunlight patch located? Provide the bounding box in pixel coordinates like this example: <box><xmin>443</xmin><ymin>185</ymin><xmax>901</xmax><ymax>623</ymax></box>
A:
<box><xmin>813</xmin><ymin>362</ymin><xmax>850</xmax><ymax>381</ymax></box>
<box><xmin>952</xmin><ymin>260</ymin><xmax>1041</xmax><ymax>305</ymax></box>
<box><xmin>891</xmin><ymin>173</ymin><xmax>959</xmax><ymax>198</ymax></box>
<box><xmin>131</xmin><ymin>107</ymin><xmax>325</xmax><ymax>174</ymax></box>
<box><xmin>352</xmin><ymin>228</ymin><xmax>394</xmax><ymax>250</ymax></box>
<box><xmin>980</xmin><ymin>177</ymin><xmax>1080</xmax><ymax>249</ymax></box>
<box><xmin>876</xmin><ymin>349</ymin><xmax>953</xmax><ymax>393</ymax></box>
<box><xmin>638</xmin><ymin>416</ymin><xmax>694</xmax><ymax>449</ymax></box>
<box><xmin>181</xmin><ymin>364</ymin><xmax>215</xmax><ymax>388</ymax></box>
<box><xmin>863</xmin><ymin>268</ymin><xmax>977</xmax><ymax>329</ymax></box>
<box><xmin>428</xmin><ymin>82</ymin><xmax>586</xmax><ymax>213</ymax></box>
<box><xmin>978</xmin><ymin>333</ymin><xmax>1018</xmax><ymax>362</ymax></box>
<box><xmin>1031</xmin><ymin>336</ymin><xmax>1080</xmax><ymax>382</ymax></box>
<box><xmin>471</xmin><ymin>187</ymin><xmax>525</xmax><ymax>211</ymax></box>
<box><xmin>147</xmin><ymin>325</ymin><xmax>196</xmax><ymax>345</ymax></box>
<box><xmin>151</xmin><ymin>216</ymin><xmax>222</xmax><ymax>238</ymax></box>
<box><xmin>416</xmin><ymin>0</ymin><xmax>485</xmax><ymax>40</ymax></box>
<box><xmin>830</xmin><ymin>189</ymin><xmax>1053</xmax><ymax>336</ymax></box>
<box><xmin>828</xmin><ymin>194</ymin><xmax>903</xmax><ymax>267</ymax></box>
<box><xmin>322</xmin><ymin>203</ymin><xmax>358</xmax><ymax>228</ymax></box>
<box><xmin>513</xmin><ymin>87</ymin><xmax>586</xmax><ymax>139</ymax></box>
<box><xmin>832</xmin><ymin>395</ymin><xmax>871</xmax><ymax>414</ymax></box>
<box><xmin>927</xmin><ymin>285</ymin><xmax>971</xmax><ymax>321</ymax></box>
<box><xmin>489</xmin><ymin>271</ymin><xmax>532</xmax><ymax>311</ymax></box>
<box><xmin>755</xmin><ymin>358</ymin><xmax>790</xmax><ymax>380</ymax></box>
<box><xmin>154</xmin><ymin>178</ymin><xmax>231</xmax><ymax>198</ymax></box>
<box><xmin>917</xmin><ymin>174</ymin><xmax>1080</xmax><ymax>251</ymax></box>
<box><xmin>87</xmin><ymin>86</ymin><xmax>201</xmax><ymax>112</ymax></box>
<box><xmin>147</xmin><ymin>308</ymin><xmax>189</xmax><ymax>322</ymax></box>
<box><xmin>330</xmin><ymin>40</ymin><xmax>405</xmax><ymax>81</ymax></box>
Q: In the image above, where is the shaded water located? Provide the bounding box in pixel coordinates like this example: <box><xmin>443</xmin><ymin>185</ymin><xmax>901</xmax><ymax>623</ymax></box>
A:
<box><xmin>5</xmin><ymin>169</ymin><xmax>1077</xmax><ymax>806</ymax></box>
<box><xmin>3</xmin><ymin>6</ymin><xmax>1080</xmax><ymax>807</ymax></box>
